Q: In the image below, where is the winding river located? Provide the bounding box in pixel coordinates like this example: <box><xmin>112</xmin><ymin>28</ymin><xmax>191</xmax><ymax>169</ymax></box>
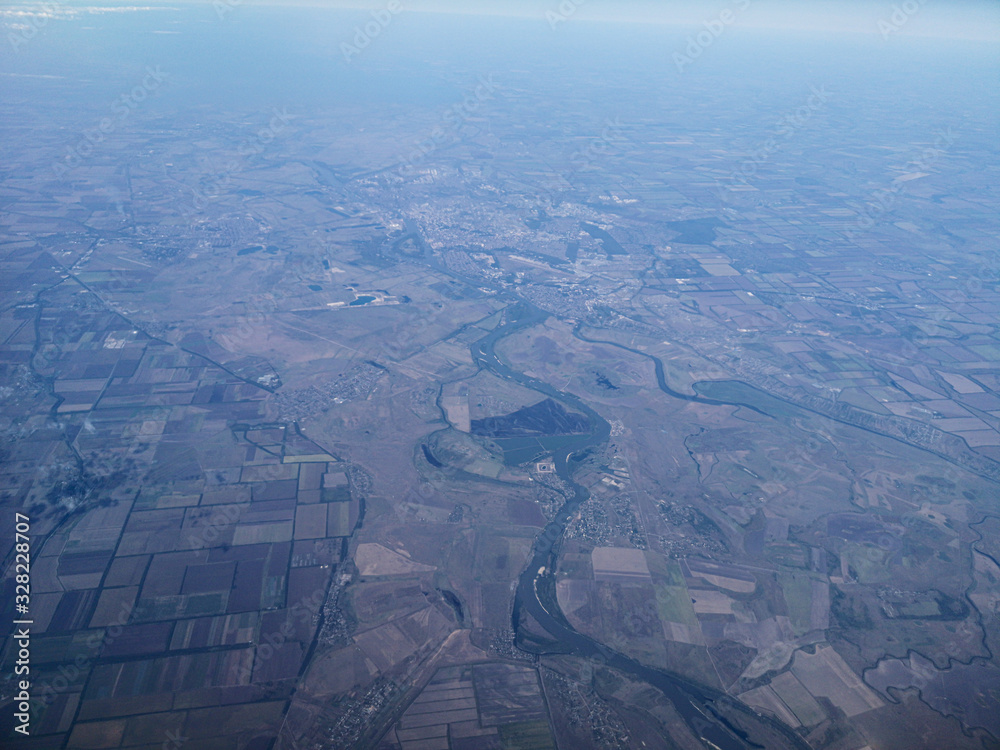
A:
<box><xmin>386</xmin><ymin>225</ymin><xmax>810</xmax><ymax>747</ymax></box>
<box><xmin>469</xmin><ymin>304</ymin><xmax>810</xmax><ymax>750</ymax></box>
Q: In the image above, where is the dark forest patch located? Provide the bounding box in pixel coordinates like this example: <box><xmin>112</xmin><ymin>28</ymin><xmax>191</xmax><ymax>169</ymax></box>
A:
<box><xmin>471</xmin><ymin>398</ymin><xmax>589</xmax><ymax>438</ymax></box>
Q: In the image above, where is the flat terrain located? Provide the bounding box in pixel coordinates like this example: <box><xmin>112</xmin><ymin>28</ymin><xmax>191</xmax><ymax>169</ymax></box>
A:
<box><xmin>1</xmin><ymin>7</ymin><xmax>998</xmax><ymax>750</ymax></box>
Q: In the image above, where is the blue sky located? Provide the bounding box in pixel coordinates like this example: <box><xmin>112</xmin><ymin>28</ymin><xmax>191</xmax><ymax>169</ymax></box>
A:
<box><xmin>8</xmin><ymin>0</ymin><xmax>1000</xmax><ymax>40</ymax></box>
<box><xmin>206</xmin><ymin>0</ymin><xmax>998</xmax><ymax>41</ymax></box>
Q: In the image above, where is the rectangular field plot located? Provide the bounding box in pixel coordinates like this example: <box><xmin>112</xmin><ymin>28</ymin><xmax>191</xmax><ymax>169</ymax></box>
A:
<box><xmin>396</xmin><ymin>666</ymin><xmax>496</xmax><ymax>749</ymax></box>
<box><xmin>473</xmin><ymin>663</ymin><xmax>547</xmax><ymax>727</ymax></box>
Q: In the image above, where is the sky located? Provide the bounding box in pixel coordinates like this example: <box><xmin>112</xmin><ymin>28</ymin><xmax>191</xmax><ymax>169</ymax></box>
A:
<box><xmin>4</xmin><ymin>0</ymin><xmax>1000</xmax><ymax>41</ymax></box>
<box><xmin>338</xmin><ymin>0</ymin><xmax>1000</xmax><ymax>41</ymax></box>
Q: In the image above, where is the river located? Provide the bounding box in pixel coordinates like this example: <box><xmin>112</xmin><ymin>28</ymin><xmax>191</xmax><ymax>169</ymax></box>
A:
<box><xmin>468</xmin><ymin>305</ymin><xmax>809</xmax><ymax>750</ymax></box>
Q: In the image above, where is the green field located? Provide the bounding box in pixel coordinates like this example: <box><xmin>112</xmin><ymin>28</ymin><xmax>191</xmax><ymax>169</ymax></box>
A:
<box><xmin>498</xmin><ymin>720</ymin><xmax>556</xmax><ymax>750</ymax></box>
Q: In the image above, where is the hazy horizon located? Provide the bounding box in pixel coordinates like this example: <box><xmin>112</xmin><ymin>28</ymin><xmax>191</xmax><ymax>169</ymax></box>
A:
<box><xmin>3</xmin><ymin>0</ymin><xmax>1000</xmax><ymax>41</ymax></box>
<box><xmin>1</xmin><ymin>1</ymin><xmax>998</xmax><ymax>749</ymax></box>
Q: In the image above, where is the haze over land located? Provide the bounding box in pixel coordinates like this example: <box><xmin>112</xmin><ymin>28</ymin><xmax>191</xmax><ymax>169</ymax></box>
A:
<box><xmin>1</xmin><ymin>2</ymin><xmax>999</xmax><ymax>749</ymax></box>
